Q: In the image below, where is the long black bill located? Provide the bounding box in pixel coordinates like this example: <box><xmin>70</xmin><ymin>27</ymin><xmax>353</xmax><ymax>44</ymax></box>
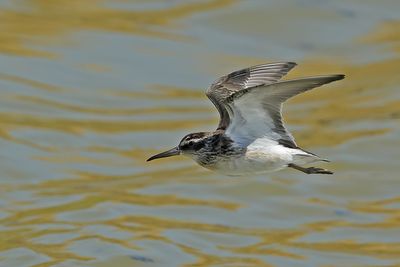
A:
<box><xmin>147</xmin><ymin>146</ymin><xmax>180</xmax><ymax>162</ymax></box>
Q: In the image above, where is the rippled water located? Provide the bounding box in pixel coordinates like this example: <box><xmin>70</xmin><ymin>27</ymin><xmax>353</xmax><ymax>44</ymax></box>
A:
<box><xmin>0</xmin><ymin>0</ymin><xmax>400</xmax><ymax>266</ymax></box>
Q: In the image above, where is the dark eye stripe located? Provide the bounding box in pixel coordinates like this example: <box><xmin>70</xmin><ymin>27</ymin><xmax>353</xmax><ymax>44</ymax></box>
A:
<box><xmin>193</xmin><ymin>142</ymin><xmax>203</xmax><ymax>151</ymax></box>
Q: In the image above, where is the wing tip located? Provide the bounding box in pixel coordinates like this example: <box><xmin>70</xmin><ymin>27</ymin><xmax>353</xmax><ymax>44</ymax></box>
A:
<box><xmin>332</xmin><ymin>74</ymin><xmax>345</xmax><ymax>81</ymax></box>
<box><xmin>303</xmin><ymin>74</ymin><xmax>346</xmax><ymax>83</ymax></box>
<box><xmin>286</xmin><ymin>62</ymin><xmax>297</xmax><ymax>71</ymax></box>
<box><xmin>279</xmin><ymin>61</ymin><xmax>297</xmax><ymax>69</ymax></box>
<box><xmin>325</xmin><ymin>74</ymin><xmax>345</xmax><ymax>84</ymax></box>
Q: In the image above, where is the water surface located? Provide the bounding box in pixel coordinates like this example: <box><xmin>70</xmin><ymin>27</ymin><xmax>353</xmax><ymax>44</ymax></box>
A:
<box><xmin>0</xmin><ymin>1</ymin><xmax>400</xmax><ymax>266</ymax></box>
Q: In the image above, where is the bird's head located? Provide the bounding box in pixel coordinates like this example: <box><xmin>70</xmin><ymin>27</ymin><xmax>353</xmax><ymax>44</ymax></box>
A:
<box><xmin>147</xmin><ymin>132</ymin><xmax>207</xmax><ymax>162</ymax></box>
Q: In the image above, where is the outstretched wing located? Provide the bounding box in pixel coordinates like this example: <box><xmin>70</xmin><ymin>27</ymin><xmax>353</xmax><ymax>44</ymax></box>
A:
<box><xmin>206</xmin><ymin>62</ymin><xmax>297</xmax><ymax>130</ymax></box>
<box><xmin>225</xmin><ymin>75</ymin><xmax>345</xmax><ymax>147</ymax></box>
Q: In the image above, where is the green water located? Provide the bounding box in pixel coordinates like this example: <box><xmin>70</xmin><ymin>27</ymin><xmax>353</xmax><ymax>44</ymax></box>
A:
<box><xmin>0</xmin><ymin>1</ymin><xmax>400</xmax><ymax>266</ymax></box>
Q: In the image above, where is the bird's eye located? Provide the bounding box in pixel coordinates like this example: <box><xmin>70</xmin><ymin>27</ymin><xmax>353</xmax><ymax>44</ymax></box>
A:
<box><xmin>188</xmin><ymin>141</ymin><xmax>194</xmax><ymax>146</ymax></box>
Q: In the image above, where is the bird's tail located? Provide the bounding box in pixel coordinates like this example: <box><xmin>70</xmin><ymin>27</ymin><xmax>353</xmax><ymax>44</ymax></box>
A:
<box><xmin>293</xmin><ymin>148</ymin><xmax>330</xmax><ymax>164</ymax></box>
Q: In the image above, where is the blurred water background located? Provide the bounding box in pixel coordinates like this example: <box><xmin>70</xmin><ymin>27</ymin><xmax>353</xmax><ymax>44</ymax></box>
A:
<box><xmin>0</xmin><ymin>0</ymin><xmax>400</xmax><ymax>266</ymax></box>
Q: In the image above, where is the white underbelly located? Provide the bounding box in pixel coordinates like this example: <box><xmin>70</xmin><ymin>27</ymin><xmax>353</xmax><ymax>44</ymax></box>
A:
<box><xmin>210</xmin><ymin>145</ymin><xmax>294</xmax><ymax>175</ymax></box>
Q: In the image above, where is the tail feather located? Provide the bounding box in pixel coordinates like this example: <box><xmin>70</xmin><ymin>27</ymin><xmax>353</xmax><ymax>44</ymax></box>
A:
<box><xmin>298</xmin><ymin>147</ymin><xmax>330</xmax><ymax>162</ymax></box>
<box><xmin>293</xmin><ymin>148</ymin><xmax>330</xmax><ymax>165</ymax></box>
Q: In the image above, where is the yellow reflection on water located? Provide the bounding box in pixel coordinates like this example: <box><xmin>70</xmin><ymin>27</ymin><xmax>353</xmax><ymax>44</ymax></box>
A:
<box><xmin>0</xmin><ymin>111</ymin><xmax>213</xmax><ymax>134</ymax></box>
<box><xmin>0</xmin><ymin>2</ymin><xmax>400</xmax><ymax>267</ymax></box>
<box><xmin>16</xmin><ymin>95</ymin><xmax>209</xmax><ymax>115</ymax></box>
<box><xmin>0</xmin><ymin>0</ymin><xmax>235</xmax><ymax>57</ymax></box>
<box><xmin>361</xmin><ymin>20</ymin><xmax>400</xmax><ymax>53</ymax></box>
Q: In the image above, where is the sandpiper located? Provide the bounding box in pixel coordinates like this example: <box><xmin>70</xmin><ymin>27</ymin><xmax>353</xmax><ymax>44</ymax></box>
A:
<box><xmin>147</xmin><ymin>62</ymin><xmax>344</xmax><ymax>175</ymax></box>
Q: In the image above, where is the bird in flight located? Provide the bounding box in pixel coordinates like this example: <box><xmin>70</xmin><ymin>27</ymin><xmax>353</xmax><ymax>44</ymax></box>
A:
<box><xmin>147</xmin><ymin>62</ymin><xmax>344</xmax><ymax>175</ymax></box>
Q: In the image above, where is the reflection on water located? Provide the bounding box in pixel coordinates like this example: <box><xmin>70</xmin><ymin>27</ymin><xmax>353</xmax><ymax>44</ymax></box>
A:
<box><xmin>0</xmin><ymin>0</ymin><xmax>399</xmax><ymax>267</ymax></box>
<box><xmin>0</xmin><ymin>0</ymin><xmax>236</xmax><ymax>57</ymax></box>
